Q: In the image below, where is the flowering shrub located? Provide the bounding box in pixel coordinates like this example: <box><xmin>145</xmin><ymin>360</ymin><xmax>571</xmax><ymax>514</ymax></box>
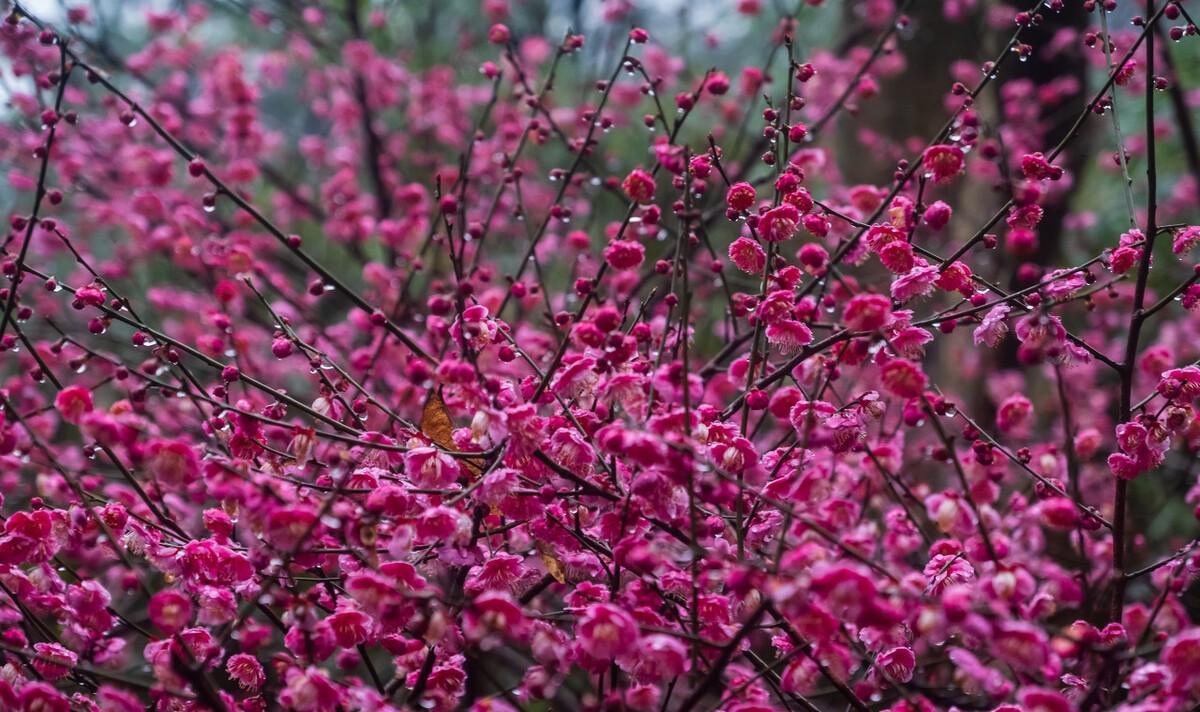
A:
<box><xmin>1</xmin><ymin>0</ymin><xmax>1200</xmax><ymax>710</ymax></box>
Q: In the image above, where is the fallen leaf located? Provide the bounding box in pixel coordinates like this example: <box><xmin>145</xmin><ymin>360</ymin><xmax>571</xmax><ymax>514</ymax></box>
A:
<box><xmin>419</xmin><ymin>387</ymin><xmax>485</xmax><ymax>475</ymax></box>
<box><xmin>538</xmin><ymin>543</ymin><xmax>567</xmax><ymax>584</ymax></box>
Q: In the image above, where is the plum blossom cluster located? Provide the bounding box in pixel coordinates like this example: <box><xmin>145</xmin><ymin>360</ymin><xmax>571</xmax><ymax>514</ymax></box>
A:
<box><xmin>2</xmin><ymin>0</ymin><xmax>1200</xmax><ymax>711</ymax></box>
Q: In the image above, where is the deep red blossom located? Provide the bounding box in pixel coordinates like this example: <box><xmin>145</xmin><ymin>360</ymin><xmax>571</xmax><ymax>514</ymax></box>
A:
<box><xmin>148</xmin><ymin>589</ymin><xmax>193</xmax><ymax>634</ymax></box>
<box><xmin>53</xmin><ymin>385</ymin><xmax>93</xmax><ymax>424</ymax></box>
<box><xmin>728</xmin><ymin>235</ymin><xmax>766</xmax><ymax>273</ymax></box>
<box><xmin>576</xmin><ymin>603</ymin><xmax>639</xmax><ymax>662</ymax></box>
<box><xmin>758</xmin><ymin>204</ymin><xmax>801</xmax><ymax>242</ymax></box>
<box><xmin>622</xmin><ymin>168</ymin><xmax>656</xmax><ymax>204</ymax></box>
<box><xmin>921</xmin><ymin>144</ymin><xmax>965</xmax><ymax>182</ymax></box>
<box><xmin>604</xmin><ymin>239</ymin><xmax>646</xmax><ymax>270</ymax></box>
<box><xmin>725</xmin><ymin>181</ymin><xmax>757</xmax><ymax>211</ymax></box>
<box><xmin>843</xmin><ymin>293</ymin><xmax>892</xmax><ymax>331</ymax></box>
<box><xmin>880</xmin><ymin>358</ymin><xmax>928</xmax><ymax>399</ymax></box>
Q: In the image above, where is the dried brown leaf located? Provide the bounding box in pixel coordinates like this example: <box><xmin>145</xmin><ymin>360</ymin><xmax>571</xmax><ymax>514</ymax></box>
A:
<box><xmin>538</xmin><ymin>543</ymin><xmax>567</xmax><ymax>584</ymax></box>
<box><xmin>420</xmin><ymin>388</ymin><xmax>456</xmax><ymax>451</ymax></box>
<box><xmin>419</xmin><ymin>388</ymin><xmax>485</xmax><ymax>475</ymax></box>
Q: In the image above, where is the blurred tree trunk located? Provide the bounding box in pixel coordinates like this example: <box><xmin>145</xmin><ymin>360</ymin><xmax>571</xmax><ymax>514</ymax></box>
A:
<box><xmin>836</xmin><ymin>3</ymin><xmax>979</xmax><ymax>186</ymax></box>
<box><xmin>833</xmin><ymin>0</ymin><xmax>1091</xmax><ymax>384</ymax></box>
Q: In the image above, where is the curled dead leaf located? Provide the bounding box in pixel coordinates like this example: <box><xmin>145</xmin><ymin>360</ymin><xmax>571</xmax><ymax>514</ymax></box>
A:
<box><xmin>420</xmin><ymin>388</ymin><xmax>456</xmax><ymax>451</ymax></box>
<box><xmin>420</xmin><ymin>387</ymin><xmax>485</xmax><ymax>475</ymax></box>
<box><xmin>538</xmin><ymin>543</ymin><xmax>567</xmax><ymax>584</ymax></box>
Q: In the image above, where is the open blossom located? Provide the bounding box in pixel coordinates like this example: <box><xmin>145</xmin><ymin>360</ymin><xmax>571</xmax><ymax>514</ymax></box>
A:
<box><xmin>144</xmin><ymin>438</ymin><xmax>200</xmax><ymax>488</ymax></box>
<box><xmin>463</xmin><ymin>591</ymin><xmax>527</xmax><ymax>647</ymax></box>
<box><xmin>843</xmin><ymin>293</ymin><xmax>892</xmax><ymax>331</ymax></box>
<box><xmin>933</xmin><ymin>260</ymin><xmax>973</xmax><ymax>295</ymax></box>
<box><xmin>1014</xmin><ymin>312</ymin><xmax>1069</xmax><ymax>364</ymax></box>
<box><xmin>728</xmin><ymin>235</ymin><xmax>766</xmax><ymax>273</ymax></box>
<box><xmin>148</xmin><ymin>589</ymin><xmax>193</xmax><ymax>634</ymax></box>
<box><xmin>725</xmin><ymin>181</ymin><xmax>756</xmax><ymax>211</ymax></box>
<box><xmin>875</xmin><ymin>646</ymin><xmax>916</xmax><ymax>684</ymax></box>
<box><xmin>922</xmin><ymin>144</ymin><xmax>964</xmax><ymax>182</ymax></box>
<box><xmin>576</xmin><ymin>603</ymin><xmax>639</xmax><ymax>661</ymax></box>
<box><xmin>1007</xmin><ymin>203</ymin><xmax>1044</xmax><ymax>229</ymax></box>
<box><xmin>992</xmin><ymin>622</ymin><xmax>1050</xmax><ymax>674</ymax></box>
<box><xmin>1041</xmin><ymin>268</ymin><xmax>1086</xmax><ymax>300</ymax></box>
<box><xmin>890</xmin><ymin>263</ymin><xmax>939</xmax><ymax>302</ymax></box>
<box><xmin>1173</xmin><ymin>225</ymin><xmax>1200</xmax><ymax>255</ymax></box>
<box><xmin>622</xmin><ymin>168</ymin><xmax>656</xmax><ymax>203</ymax></box>
<box><xmin>54</xmin><ymin>385</ymin><xmax>93</xmax><ymax>424</ymax></box>
<box><xmin>880</xmin><ymin>358</ymin><xmax>927</xmax><ymax>398</ymax></box>
<box><xmin>0</xmin><ymin>509</ymin><xmax>69</xmax><ymax>565</ymax></box>
<box><xmin>279</xmin><ymin>667</ymin><xmax>340</xmax><ymax>711</ymax></box>
<box><xmin>878</xmin><ymin>239</ymin><xmax>916</xmax><ymax>273</ymax></box>
<box><xmin>623</xmin><ymin>634</ymin><xmax>690</xmax><ymax>682</ymax></box>
<box><xmin>758</xmin><ymin>203</ymin><xmax>801</xmax><ymax>242</ymax></box>
<box><xmin>782</xmin><ymin>185</ymin><xmax>814</xmax><ymax>212</ymax></box>
<box><xmin>1020</xmin><ymin>151</ymin><xmax>1058</xmax><ymax>180</ymax></box>
<box><xmin>996</xmin><ymin>394</ymin><xmax>1033</xmax><ymax>434</ymax></box>
<box><xmin>604</xmin><ymin>239</ymin><xmax>646</xmax><ymax>270</ymax></box>
<box><xmin>226</xmin><ymin>653</ymin><xmax>266</xmax><ymax>691</ymax></box>
<box><xmin>974</xmin><ymin>304</ymin><xmax>1011</xmax><ymax>347</ymax></box>
<box><xmin>1109</xmin><ymin>228</ymin><xmax>1146</xmax><ymax>274</ymax></box>
<box><xmin>1108</xmin><ymin>420</ymin><xmax>1169</xmax><ymax>480</ymax></box>
<box><xmin>31</xmin><ymin>643</ymin><xmax>77</xmax><ymax>681</ymax></box>
<box><xmin>765</xmin><ymin>319</ymin><xmax>813</xmax><ymax>353</ymax></box>
<box><xmin>547</xmin><ymin>427</ymin><xmax>596</xmax><ymax>474</ymax></box>
<box><xmin>1159</xmin><ymin>366</ymin><xmax>1200</xmax><ymax>401</ymax></box>
<box><xmin>403</xmin><ymin>446</ymin><xmax>461</xmax><ymax>488</ymax></box>
<box><xmin>1164</xmin><ymin>629</ymin><xmax>1200</xmax><ymax>693</ymax></box>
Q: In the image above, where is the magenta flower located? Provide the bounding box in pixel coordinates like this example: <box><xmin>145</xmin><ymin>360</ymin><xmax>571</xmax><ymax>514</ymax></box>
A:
<box><xmin>53</xmin><ymin>385</ymin><xmax>93</xmax><ymax>424</ymax></box>
<box><xmin>576</xmin><ymin>603</ymin><xmax>639</xmax><ymax>662</ymax></box>
<box><xmin>921</xmin><ymin>144</ymin><xmax>965</xmax><ymax>182</ymax></box>
<box><xmin>725</xmin><ymin>181</ymin><xmax>757</xmax><ymax>212</ymax></box>
<box><xmin>148</xmin><ymin>589</ymin><xmax>193</xmax><ymax>634</ymax></box>
<box><xmin>728</xmin><ymin>235</ymin><xmax>766</xmax><ymax>273</ymax></box>
<box><xmin>758</xmin><ymin>204</ymin><xmax>801</xmax><ymax>243</ymax></box>
<box><xmin>621</xmin><ymin>168</ymin><xmax>656</xmax><ymax>204</ymax></box>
